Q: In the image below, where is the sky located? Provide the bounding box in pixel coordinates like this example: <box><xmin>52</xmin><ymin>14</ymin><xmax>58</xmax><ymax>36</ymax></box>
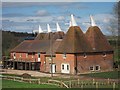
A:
<box><xmin>1</xmin><ymin>1</ymin><xmax>118</xmax><ymax>35</ymax></box>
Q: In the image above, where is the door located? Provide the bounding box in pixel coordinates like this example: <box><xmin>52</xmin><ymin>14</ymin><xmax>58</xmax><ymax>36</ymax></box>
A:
<box><xmin>50</xmin><ymin>64</ymin><xmax>56</xmax><ymax>73</ymax></box>
<box><xmin>61</xmin><ymin>64</ymin><xmax>70</xmax><ymax>74</ymax></box>
<box><xmin>38</xmin><ymin>53</ymin><xmax>40</xmax><ymax>61</ymax></box>
<box><xmin>13</xmin><ymin>53</ymin><xmax>16</xmax><ymax>59</ymax></box>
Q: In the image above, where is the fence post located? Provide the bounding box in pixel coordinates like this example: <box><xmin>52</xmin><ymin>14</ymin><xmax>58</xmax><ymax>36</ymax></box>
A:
<box><xmin>96</xmin><ymin>82</ymin><xmax>98</xmax><ymax>89</ymax></box>
<box><xmin>13</xmin><ymin>77</ymin><xmax>15</xmax><ymax>81</ymax></box>
<box><xmin>21</xmin><ymin>77</ymin><xmax>23</xmax><ymax>81</ymax></box>
<box><xmin>78</xmin><ymin>79</ymin><xmax>80</xmax><ymax>85</ymax></box>
<box><xmin>113</xmin><ymin>82</ymin><xmax>115</xmax><ymax>90</ymax></box>
<box><xmin>69</xmin><ymin>81</ymin><xmax>71</xmax><ymax>88</ymax></box>
<box><xmin>29</xmin><ymin>78</ymin><xmax>31</xmax><ymax>83</ymax></box>
<box><xmin>81</xmin><ymin>81</ymin><xmax>83</xmax><ymax>89</ymax></box>
<box><xmin>61</xmin><ymin>80</ymin><xmax>63</xmax><ymax>87</ymax></box>
<box><xmin>38</xmin><ymin>78</ymin><xmax>40</xmax><ymax>84</ymax></box>
<box><xmin>107</xmin><ymin>78</ymin><xmax>110</xmax><ymax>85</ymax></box>
<box><xmin>93</xmin><ymin>79</ymin><xmax>95</xmax><ymax>84</ymax></box>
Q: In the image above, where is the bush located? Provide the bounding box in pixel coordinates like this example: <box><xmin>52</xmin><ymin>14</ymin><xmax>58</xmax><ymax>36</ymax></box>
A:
<box><xmin>21</xmin><ymin>73</ymin><xmax>31</xmax><ymax>78</ymax></box>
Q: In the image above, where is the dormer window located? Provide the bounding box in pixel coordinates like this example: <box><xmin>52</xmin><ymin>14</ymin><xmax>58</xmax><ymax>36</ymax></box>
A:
<box><xmin>103</xmin><ymin>53</ymin><xmax>106</xmax><ymax>57</ymax></box>
<box><xmin>63</xmin><ymin>53</ymin><xmax>66</xmax><ymax>59</ymax></box>
<box><xmin>83</xmin><ymin>53</ymin><xmax>87</xmax><ymax>58</ymax></box>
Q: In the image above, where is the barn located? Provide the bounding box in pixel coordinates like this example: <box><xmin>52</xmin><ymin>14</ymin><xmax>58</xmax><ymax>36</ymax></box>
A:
<box><xmin>3</xmin><ymin>15</ymin><xmax>113</xmax><ymax>74</ymax></box>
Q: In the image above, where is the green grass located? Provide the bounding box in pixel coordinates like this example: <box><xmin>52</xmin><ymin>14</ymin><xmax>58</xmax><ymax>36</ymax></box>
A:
<box><xmin>80</xmin><ymin>71</ymin><xmax>119</xmax><ymax>79</ymax></box>
<box><xmin>2</xmin><ymin>79</ymin><xmax>59</xmax><ymax>88</ymax></box>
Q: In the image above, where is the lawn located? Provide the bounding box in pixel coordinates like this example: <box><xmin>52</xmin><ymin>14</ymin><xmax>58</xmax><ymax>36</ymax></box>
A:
<box><xmin>2</xmin><ymin>79</ymin><xmax>59</xmax><ymax>88</ymax></box>
<box><xmin>80</xmin><ymin>71</ymin><xmax>119</xmax><ymax>79</ymax></box>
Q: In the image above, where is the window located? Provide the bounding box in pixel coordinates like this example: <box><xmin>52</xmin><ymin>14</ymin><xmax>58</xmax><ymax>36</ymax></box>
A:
<box><xmin>63</xmin><ymin>53</ymin><xmax>66</xmax><ymax>59</ymax></box>
<box><xmin>38</xmin><ymin>53</ymin><xmax>40</xmax><ymax>58</ymax></box>
<box><xmin>67</xmin><ymin>65</ymin><xmax>69</xmax><ymax>70</ymax></box>
<box><xmin>26</xmin><ymin>53</ymin><xmax>28</xmax><ymax>58</ymax></box>
<box><xmin>32</xmin><ymin>54</ymin><xmax>34</xmax><ymax>58</ymax></box>
<box><xmin>62</xmin><ymin>65</ymin><xmax>64</xmax><ymax>70</ymax></box>
<box><xmin>20</xmin><ymin>53</ymin><xmax>22</xmax><ymax>58</ymax></box>
<box><xmin>103</xmin><ymin>53</ymin><xmax>106</xmax><ymax>57</ymax></box>
<box><xmin>13</xmin><ymin>53</ymin><xmax>15</xmax><ymax>56</ymax></box>
<box><xmin>13</xmin><ymin>53</ymin><xmax>16</xmax><ymax>59</ymax></box>
<box><xmin>55</xmin><ymin>65</ymin><xmax>56</xmax><ymax>72</ymax></box>
<box><xmin>83</xmin><ymin>53</ymin><xmax>87</xmax><ymax>58</ymax></box>
<box><xmin>95</xmin><ymin>65</ymin><xmax>100</xmax><ymax>71</ymax></box>
<box><xmin>89</xmin><ymin>66</ymin><xmax>94</xmax><ymax>71</ymax></box>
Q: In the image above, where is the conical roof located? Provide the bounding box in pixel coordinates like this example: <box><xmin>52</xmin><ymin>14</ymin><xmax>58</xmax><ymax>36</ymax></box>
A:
<box><xmin>35</xmin><ymin>32</ymin><xmax>65</xmax><ymax>41</ymax></box>
<box><xmin>35</xmin><ymin>33</ymin><xmax>46</xmax><ymax>40</ymax></box>
<box><xmin>85</xmin><ymin>26</ymin><xmax>113</xmax><ymax>52</ymax></box>
<box><xmin>56</xmin><ymin>26</ymin><xmax>93</xmax><ymax>53</ymax></box>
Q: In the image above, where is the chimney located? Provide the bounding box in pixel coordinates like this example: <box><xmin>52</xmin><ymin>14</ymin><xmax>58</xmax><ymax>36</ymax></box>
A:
<box><xmin>47</xmin><ymin>24</ymin><xmax>52</xmax><ymax>33</ymax></box>
<box><xmin>38</xmin><ymin>25</ymin><xmax>43</xmax><ymax>33</ymax></box>
<box><xmin>90</xmin><ymin>15</ymin><xmax>96</xmax><ymax>26</ymax></box>
<box><xmin>56</xmin><ymin>22</ymin><xmax>62</xmax><ymax>32</ymax></box>
<box><xmin>70</xmin><ymin>14</ymin><xmax>77</xmax><ymax>26</ymax></box>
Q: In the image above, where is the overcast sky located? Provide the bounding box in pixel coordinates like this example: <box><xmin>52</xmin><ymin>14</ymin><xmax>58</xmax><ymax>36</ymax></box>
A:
<box><xmin>1</xmin><ymin>1</ymin><xmax>117</xmax><ymax>35</ymax></box>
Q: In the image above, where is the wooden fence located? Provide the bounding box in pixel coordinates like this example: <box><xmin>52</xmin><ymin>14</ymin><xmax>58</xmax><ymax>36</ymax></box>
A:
<box><xmin>1</xmin><ymin>75</ymin><xmax>119</xmax><ymax>89</ymax></box>
<box><xmin>63</xmin><ymin>79</ymin><xmax>118</xmax><ymax>89</ymax></box>
<box><xmin>1</xmin><ymin>75</ymin><xmax>68</xmax><ymax>88</ymax></box>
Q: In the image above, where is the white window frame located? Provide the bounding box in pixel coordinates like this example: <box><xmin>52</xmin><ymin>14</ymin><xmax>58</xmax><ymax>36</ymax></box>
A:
<box><xmin>26</xmin><ymin>53</ymin><xmax>28</xmax><ymax>58</ymax></box>
<box><xmin>83</xmin><ymin>53</ymin><xmax>87</xmax><ymax>58</ymax></box>
<box><xmin>62</xmin><ymin>64</ymin><xmax>64</xmax><ymax>70</ymax></box>
<box><xmin>62</xmin><ymin>53</ymin><xmax>66</xmax><ymax>59</ymax></box>
<box><xmin>103</xmin><ymin>53</ymin><xmax>106</xmax><ymax>57</ymax></box>
<box><xmin>13</xmin><ymin>53</ymin><xmax>16</xmax><ymax>59</ymax></box>
<box><xmin>38</xmin><ymin>53</ymin><xmax>40</xmax><ymax>58</ymax></box>
<box><xmin>19</xmin><ymin>53</ymin><xmax>22</xmax><ymax>58</ymax></box>
<box><xmin>95</xmin><ymin>65</ymin><xmax>100</xmax><ymax>71</ymax></box>
<box><xmin>61</xmin><ymin>63</ymin><xmax>70</xmax><ymax>73</ymax></box>
<box><xmin>67</xmin><ymin>64</ymin><xmax>69</xmax><ymax>70</ymax></box>
<box><xmin>89</xmin><ymin>66</ymin><xmax>94</xmax><ymax>71</ymax></box>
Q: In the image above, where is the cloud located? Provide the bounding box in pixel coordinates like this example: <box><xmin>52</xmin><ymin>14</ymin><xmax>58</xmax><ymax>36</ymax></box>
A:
<box><xmin>74</xmin><ymin>13</ymin><xmax>118</xmax><ymax>35</ymax></box>
<box><xmin>36</xmin><ymin>10</ymin><xmax>50</xmax><ymax>16</ymax></box>
<box><xmin>2</xmin><ymin>0</ymin><xmax>116</xmax><ymax>2</ymax></box>
<box><xmin>2</xmin><ymin>2</ymin><xmax>75</xmax><ymax>8</ymax></box>
<box><xmin>3</xmin><ymin>13</ymin><xmax>27</xmax><ymax>17</ymax></box>
<box><xmin>56</xmin><ymin>16</ymin><xmax>65</xmax><ymax>21</ymax></box>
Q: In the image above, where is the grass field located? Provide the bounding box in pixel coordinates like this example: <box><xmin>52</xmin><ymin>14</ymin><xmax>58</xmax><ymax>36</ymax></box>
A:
<box><xmin>2</xmin><ymin>79</ymin><xmax>59</xmax><ymax>88</ymax></box>
<box><xmin>80</xmin><ymin>71</ymin><xmax>119</xmax><ymax>79</ymax></box>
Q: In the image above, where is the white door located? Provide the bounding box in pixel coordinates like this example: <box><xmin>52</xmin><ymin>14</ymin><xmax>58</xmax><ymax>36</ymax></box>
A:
<box><xmin>38</xmin><ymin>58</ymin><xmax>40</xmax><ymax>61</ymax></box>
<box><xmin>61</xmin><ymin>64</ymin><xmax>70</xmax><ymax>74</ymax></box>
<box><xmin>50</xmin><ymin>64</ymin><xmax>56</xmax><ymax>73</ymax></box>
<box><xmin>38</xmin><ymin>53</ymin><xmax>40</xmax><ymax>61</ymax></box>
<box><xmin>13</xmin><ymin>53</ymin><xmax>16</xmax><ymax>59</ymax></box>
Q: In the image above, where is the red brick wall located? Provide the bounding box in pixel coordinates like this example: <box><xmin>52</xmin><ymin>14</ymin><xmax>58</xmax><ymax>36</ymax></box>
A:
<box><xmin>55</xmin><ymin>54</ymin><xmax>76</xmax><ymax>74</ymax></box>
<box><xmin>10</xmin><ymin>52</ymin><xmax>113</xmax><ymax>74</ymax></box>
<box><xmin>10</xmin><ymin>52</ymin><xmax>41</xmax><ymax>62</ymax></box>
<box><xmin>40</xmin><ymin>56</ymin><xmax>56</xmax><ymax>73</ymax></box>
<box><xmin>76</xmin><ymin>53</ymin><xmax>113</xmax><ymax>74</ymax></box>
<box><xmin>40</xmin><ymin>54</ymin><xmax>46</xmax><ymax>71</ymax></box>
<box><xmin>54</xmin><ymin>53</ymin><xmax>113</xmax><ymax>74</ymax></box>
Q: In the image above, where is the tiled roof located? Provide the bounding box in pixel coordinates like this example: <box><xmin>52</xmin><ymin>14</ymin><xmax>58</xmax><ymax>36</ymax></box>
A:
<box><xmin>35</xmin><ymin>33</ymin><xmax>46</xmax><ymax>40</ymax></box>
<box><xmin>11</xmin><ymin>39</ymin><xmax>62</xmax><ymax>54</ymax></box>
<box><xmin>11</xmin><ymin>40</ymin><xmax>50</xmax><ymax>53</ymax></box>
<box><xmin>85</xmin><ymin>26</ymin><xmax>113</xmax><ymax>52</ymax></box>
<box><xmin>35</xmin><ymin>32</ymin><xmax>65</xmax><ymax>41</ymax></box>
<box><xmin>56</xmin><ymin>26</ymin><xmax>93</xmax><ymax>53</ymax></box>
